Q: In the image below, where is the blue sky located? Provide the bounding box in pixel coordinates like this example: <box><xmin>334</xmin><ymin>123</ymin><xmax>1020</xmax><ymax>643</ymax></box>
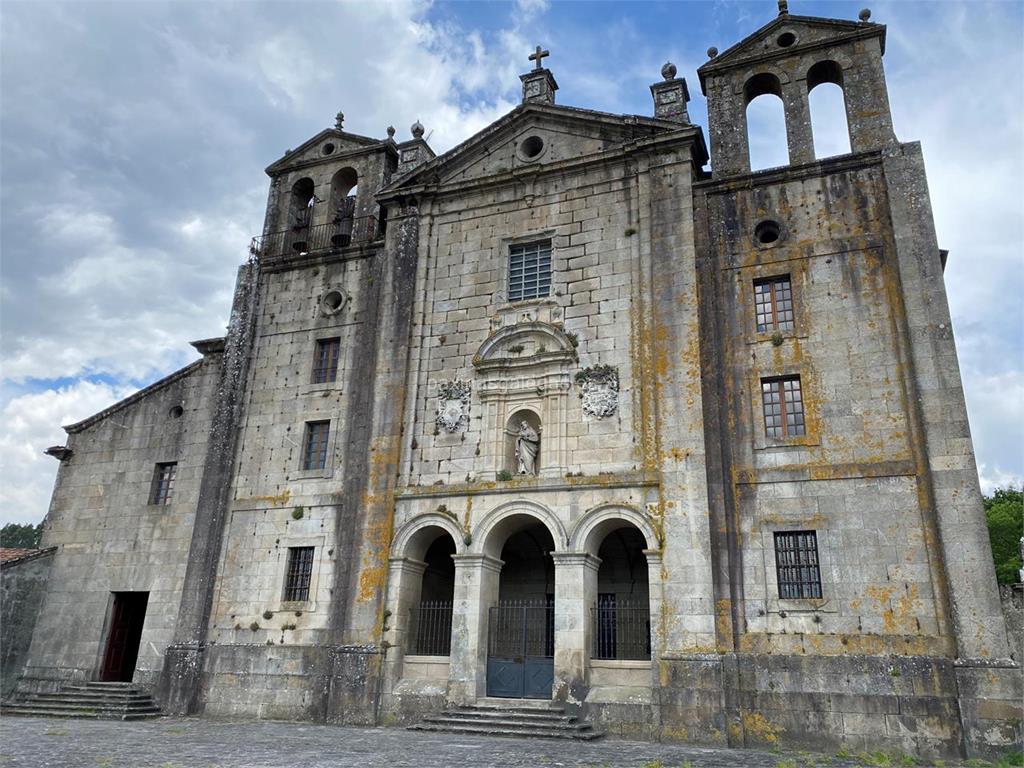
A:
<box><xmin>1</xmin><ymin>0</ymin><xmax>1022</xmax><ymax>525</ymax></box>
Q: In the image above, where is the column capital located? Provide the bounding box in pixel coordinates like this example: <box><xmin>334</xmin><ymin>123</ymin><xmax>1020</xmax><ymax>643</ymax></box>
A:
<box><xmin>452</xmin><ymin>553</ymin><xmax>504</xmax><ymax>574</ymax></box>
<box><xmin>387</xmin><ymin>556</ymin><xmax>427</xmax><ymax>576</ymax></box>
<box><xmin>642</xmin><ymin>548</ymin><xmax>664</xmax><ymax>566</ymax></box>
<box><xmin>550</xmin><ymin>551</ymin><xmax>602</xmax><ymax>572</ymax></box>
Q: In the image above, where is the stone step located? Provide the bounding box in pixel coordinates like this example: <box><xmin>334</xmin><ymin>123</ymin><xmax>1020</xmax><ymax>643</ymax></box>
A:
<box><xmin>439</xmin><ymin>708</ymin><xmax>578</xmax><ymax>723</ymax></box>
<box><xmin>2</xmin><ymin>699</ymin><xmax>160</xmax><ymax>714</ymax></box>
<box><xmin>0</xmin><ymin>705</ymin><xmax>160</xmax><ymax>721</ymax></box>
<box><xmin>409</xmin><ymin>722</ymin><xmax>603</xmax><ymax>740</ymax></box>
<box><xmin>423</xmin><ymin>715</ymin><xmax>591</xmax><ymax>732</ymax></box>
<box><xmin>32</xmin><ymin>691</ymin><xmax>154</xmax><ymax>703</ymax></box>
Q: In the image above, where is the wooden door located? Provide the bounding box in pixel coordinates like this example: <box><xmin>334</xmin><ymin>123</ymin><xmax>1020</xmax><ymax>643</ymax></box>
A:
<box><xmin>100</xmin><ymin>592</ymin><xmax>149</xmax><ymax>682</ymax></box>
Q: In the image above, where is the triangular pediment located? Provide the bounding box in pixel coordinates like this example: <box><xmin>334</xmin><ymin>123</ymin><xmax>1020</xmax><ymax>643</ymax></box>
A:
<box><xmin>383</xmin><ymin>103</ymin><xmax>689</xmax><ymax>192</ymax></box>
<box><xmin>266</xmin><ymin>128</ymin><xmax>386</xmax><ymax>175</ymax></box>
<box><xmin>698</xmin><ymin>14</ymin><xmax>885</xmax><ymax>88</ymax></box>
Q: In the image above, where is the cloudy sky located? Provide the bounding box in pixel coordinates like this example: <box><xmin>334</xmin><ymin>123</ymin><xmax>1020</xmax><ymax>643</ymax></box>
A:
<box><xmin>1</xmin><ymin>0</ymin><xmax>1021</xmax><ymax>526</ymax></box>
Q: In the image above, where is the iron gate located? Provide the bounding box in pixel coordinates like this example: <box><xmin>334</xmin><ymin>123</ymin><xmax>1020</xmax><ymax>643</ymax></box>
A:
<box><xmin>486</xmin><ymin>600</ymin><xmax>554</xmax><ymax>699</ymax></box>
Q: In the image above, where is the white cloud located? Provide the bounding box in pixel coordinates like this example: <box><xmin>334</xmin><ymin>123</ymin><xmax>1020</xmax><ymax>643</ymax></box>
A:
<box><xmin>0</xmin><ymin>381</ymin><xmax>136</xmax><ymax>525</ymax></box>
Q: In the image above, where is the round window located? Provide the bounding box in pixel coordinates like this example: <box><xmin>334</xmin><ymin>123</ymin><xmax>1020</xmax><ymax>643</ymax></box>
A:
<box><xmin>322</xmin><ymin>143</ymin><xmax>336</xmax><ymax>156</ymax></box>
<box><xmin>777</xmin><ymin>32</ymin><xmax>797</xmax><ymax>48</ymax></box>
<box><xmin>321</xmin><ymin>289</ymin><xmax>347</xmax><ymax>315</ymax></box>
<box><xmin>754</xmin><ymin>220</ymin><xmax>782</xmax><ymax>245</ymax></box>
<box><xmin>520</xmin><ymin>135</ymin><xmax>545</xmax><ymax>160</ymax></box>
<box><xmin>168</xmin><ymin>404</ymin><xmax>184</xmax><ymax>419</ymax></box>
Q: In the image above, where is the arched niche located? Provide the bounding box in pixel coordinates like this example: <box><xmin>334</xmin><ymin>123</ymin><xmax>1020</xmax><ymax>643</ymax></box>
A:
<box><xmin>505</xmin><ymin>408</ymin><xmax>542</xmax><ymax>477</ymax></box>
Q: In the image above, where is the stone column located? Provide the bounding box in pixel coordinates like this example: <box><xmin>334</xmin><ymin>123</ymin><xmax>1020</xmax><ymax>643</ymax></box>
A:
<box><xmin>781</xmin><ymin>79</ymin><xmax>815</xmax><ymax>166</ymax></box>
<box><xmin>551</xmin><ymin>552</ymin><xmax>600</xmax><ymax>708</ymax></box>
<box><xmin>448</xmin><ymin>554</ymin><xmax>502</xmax><ymax>704</ymax></box>
<box><xmin>381</xmin><ymin>557</ymin><xmax>427</xmax><ymax>694</ymax></box>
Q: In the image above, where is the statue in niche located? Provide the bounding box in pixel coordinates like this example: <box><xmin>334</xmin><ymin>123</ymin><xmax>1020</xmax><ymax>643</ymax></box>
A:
<box><xmin>515</xmin><ymin>421</ymin><xmax>540</xmax><ymax>476</ymax></box>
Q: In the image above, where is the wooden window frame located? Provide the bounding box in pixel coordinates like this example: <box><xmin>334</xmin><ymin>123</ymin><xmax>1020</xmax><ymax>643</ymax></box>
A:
<box><xmin>760</xmin><ymin>375</ymin><xmax>806</xmax><ymax>439</ymax></box>
<box><xmin>302</xmin><ymin>421</ymin><xmax>331</xmax><ymax>471</ymax></box>
<box><xmin>311</xmin><ymin>337</ymin><xmax>341</xmax><ymax>384</ymax></box>
<box><xmin>754</xmin><ymin>275</ymin><xmax>795</xmax><ymax>333</ymax></box>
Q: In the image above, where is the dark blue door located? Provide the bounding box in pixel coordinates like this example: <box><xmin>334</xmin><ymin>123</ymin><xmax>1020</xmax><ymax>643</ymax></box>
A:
<box><xmin>486</xmin><ymin>601</ymin><xmax>554</xmax><ymax>699</ymax></box>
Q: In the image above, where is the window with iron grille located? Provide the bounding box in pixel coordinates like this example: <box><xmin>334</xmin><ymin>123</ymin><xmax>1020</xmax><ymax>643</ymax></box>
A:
<box><xmin>284</xmin><ymin>546</ymin><xmax>315</xmax><ymax>601</ymax></box>
<box><xmin>761</xmin><ymin>376</ymin><xmax>806</xmax><ymax>438</ymax></box>
<box><xmin>754</xmin><ymin>276</ymin><xmax>795</xmax><ymax>333</ymax></box>
<box><xmin>311</xmin><ymin>337</ymin><xmax>341</xmax><ymax>384</ymax></box>
<box><xmin>149</xmin><ymin>462</ymin><xmax>177</xmax><ymax>505</ymax></box>
<box><xmin>774</xmin><ymin>530</ymin><xmax>822</xmax><ymax>599</ymax></box>
<box><xmin>302</xmin><ymin>421</ymin><xmax>330</xmax><ymax>470</ymax></box>
<box><xmin>508</xmin><ymin>240</ymin><xmax>552</xmax><ymax>302</ymax></box>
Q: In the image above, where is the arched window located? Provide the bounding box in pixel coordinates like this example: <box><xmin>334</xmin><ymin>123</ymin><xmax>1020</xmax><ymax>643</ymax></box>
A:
<box><xmin>408</xmin><ymin>533</ymin><xmax>456</xmax><ymax>656</ymax></box>
<box><xmin>744</xmin><ymin>72</ymin><xmax>788</xmax><ymax>171</ymax></box>
<box><xmin>807</xmin><ymin>61</ymin><xmax>851</xmax><ymax>159</ymax></box>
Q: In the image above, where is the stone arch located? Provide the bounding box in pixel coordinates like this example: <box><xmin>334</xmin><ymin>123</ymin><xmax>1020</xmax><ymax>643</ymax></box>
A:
<box><xmin>391</xmin><ymin>513</ymin><xmax>465</xmax><ymax>560</ymax></box>
<box><xmin>473</xmin><ymin>321</ymin><xmax>575</xmax><ymax>365</ymax></box>
<box><xmin>806</xmin><ymin>60</ymin><xmax>851</xmax><ymax>159</ymax></box>
<box><xmin>569</xmin><ymin>503</ymin><xmax>659</xmax><ymax>556</ymax></box>
<box><xmin>290</xmin><ymin>176</ymin><xmax>315</xmax><ymax>229</ymax></box>
<box><xmin>473</xmin><ymin>499</ymin><xmax>568</xmax><ymax>559</ymax></box>
<box><xmin>743</xmin><ymin>71</ymin><xmax>788</xmax><ymax>171</ymax></box>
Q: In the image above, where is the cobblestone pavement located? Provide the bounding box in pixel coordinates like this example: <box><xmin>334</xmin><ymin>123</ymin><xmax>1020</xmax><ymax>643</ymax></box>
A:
<box><xmin>0</xmin><ymin>716</ymin><xmax>1000</xmax><ymax>768</ymax></box>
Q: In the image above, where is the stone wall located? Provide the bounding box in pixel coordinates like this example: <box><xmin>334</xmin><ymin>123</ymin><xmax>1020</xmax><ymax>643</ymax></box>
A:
<box><xmin>20</xmin><ymin>355</ymin><xmax>221</xmax><ymax>691</ymax></box>
<box><xmin>1</xmin><ymin>549</ymin><xmax>55</xmax><ymax>696</ymax></box>
<box><xmin>1000</xmin><ymin>584</ymin><xmax>1022</xmax><ymax>662</ymax></box>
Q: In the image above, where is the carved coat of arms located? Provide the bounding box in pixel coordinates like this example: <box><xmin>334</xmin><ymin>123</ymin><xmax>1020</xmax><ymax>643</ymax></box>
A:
<box><xmin>436</xmin><ymin>380</ymin><xmax>471</xmax><ymax>433</ymax></box>
<box><xmin>577</xmin><ymin>365</ymin><xmax>619</xmax><ymax>419</ymax></box>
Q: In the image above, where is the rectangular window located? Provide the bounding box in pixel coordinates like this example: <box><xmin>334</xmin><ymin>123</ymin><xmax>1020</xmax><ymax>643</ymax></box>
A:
<box><xmin>311</xmin><ymin>337</ymin><xmax>341</xmax><ymax>384</ymax></box>
<box><xmin>508</xmin><ymin>240</ymin><xmax>552</xmax><ymax>302</ymax></box>
<box><xmin>754</xmin><ymin>276</ymin><xmax>794</xmax><ymax>333</ymax></box>
<box><xmin>774</xmin><ymin>530</ymin><xmax>822</xmax><ymax>599</ymax></box>
<box><xmin>761</xmin><ymin>376</ymin><xmax>806</xmax><ymax>438</ymax></box>
<box><xmin>284</xmin><ymin>546</ymin><xmax>315</xmax><ymax>601</ymax></box>
<box><xmin>302</xmin><ymin>421</ymin><xmax>330</xmax><ymax>470</ymax></box>
<box><xmin>149</xmin><ymin>462</ymin><xmax>177</xmax><ymax>505</ymax></box>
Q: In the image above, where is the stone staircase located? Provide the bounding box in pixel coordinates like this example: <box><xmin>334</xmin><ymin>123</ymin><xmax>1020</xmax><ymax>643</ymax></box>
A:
<box><xmin>1</xmin><ymin>681</ymin><xmax>162</xmax><ymax>720</ymax></box>
<box><xmin>408</xmin><ymin>700</ymin><xmax>603</xmax><ymax>740</ymax></box>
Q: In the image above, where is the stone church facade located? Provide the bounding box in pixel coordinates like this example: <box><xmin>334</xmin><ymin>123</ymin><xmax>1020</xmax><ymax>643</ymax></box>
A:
<box><xmin>11</xmin><ymin>5</ymin><xmax>1021</xmax><ymax>760</ymax></box>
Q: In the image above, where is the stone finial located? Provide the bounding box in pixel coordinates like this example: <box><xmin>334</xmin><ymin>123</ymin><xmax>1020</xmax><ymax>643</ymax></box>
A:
<box><xmin>778</xmin><ymin>0</ymin><xmax>789</xmax><ymax>15</ymax></box>
<box><xmin>707</xmin><ymin>46</ymin><xmax>719</xmax><ymax>59</ymax></box>
<box><xmin>411</xmin><ymin>120</ymin><xmax>425</xmax><ymax>139</ymax></box>
<box><xmin>858</xmin><ymin>7</ymin><xmax>871</xmax><ymax>21</ymax></box>
<box><xmin>335</xmin><ymin>111</ymin><xmax>345</xmax><ymax>130</ymax></box>
<box><xmin>386</xmin><ymin>125</ymin><xmax>396</xmax><ymax>139</ymax></box>
<box><xmin>661</xmin><ymin>62</ymin><xmax>677</xmax><ymax>81</ymax></box>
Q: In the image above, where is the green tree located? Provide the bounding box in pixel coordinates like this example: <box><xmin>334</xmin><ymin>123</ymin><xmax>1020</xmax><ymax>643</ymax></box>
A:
<box><xmin>984</xmin><ymin>487</ymin><xmax>1023</xmax><ymax>584</ymax></box>
<box><xmin>0</xmin><ymin>522</ymin><xmax>44</xmax><ymax>548</ymax></box>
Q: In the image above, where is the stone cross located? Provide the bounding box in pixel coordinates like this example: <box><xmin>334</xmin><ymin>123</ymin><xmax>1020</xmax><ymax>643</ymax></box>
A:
<box><xmin>529</xmin><ymin>45</ymin><xmax>550</xmax><ymax>70</ymax></box>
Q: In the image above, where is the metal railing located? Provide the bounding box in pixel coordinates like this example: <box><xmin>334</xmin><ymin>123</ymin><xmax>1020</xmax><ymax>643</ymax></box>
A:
<box><xmin>591</xmin><ymin>597</ymin><xmax>651</xmax><ymax>660</ymax></box>
<box><xmin>408</xmin><ymin>600</ymin><xmax>453</xmax><ymax>656</ymax></box>
<box><xmin>250</xmin><ymin>216</ymin><xmax>379</xmax><ymax>260</ymax></box>
<box><xmin>488</xmin><ymin>599</ymin><xmax>555</xmax><ymax>659</ymax></box>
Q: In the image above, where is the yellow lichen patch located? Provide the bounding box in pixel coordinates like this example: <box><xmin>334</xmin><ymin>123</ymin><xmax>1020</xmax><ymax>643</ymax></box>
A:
<box><xmin>664</xmin><ymin>447</ymin><xmax>690</xmax><ymax>462</ymax></box>
<box><xmin>239</xmin><ymin>488</ymin><xmax>291</xmax><ymax>507</ymax></box>
<box><xmin>715</xmin><ymin>598</ymin><xmax>733</xmax><ymax>644</ymax></box>
<box><xmin>661</xmin><ymin>724</ymin><xmax>689</xmax><ymax>742</ymax></box>
<box><xmin>741</xmin><ymin>711</ymin><xmax>782</xmax><ymax>744</ymax></box>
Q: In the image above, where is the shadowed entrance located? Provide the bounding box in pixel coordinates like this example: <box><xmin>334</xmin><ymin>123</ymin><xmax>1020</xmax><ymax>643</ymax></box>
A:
<box><xmin>487</xmin><ymin>522</ymin><xmax>555</xmax><ymax>698</ymax></box>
